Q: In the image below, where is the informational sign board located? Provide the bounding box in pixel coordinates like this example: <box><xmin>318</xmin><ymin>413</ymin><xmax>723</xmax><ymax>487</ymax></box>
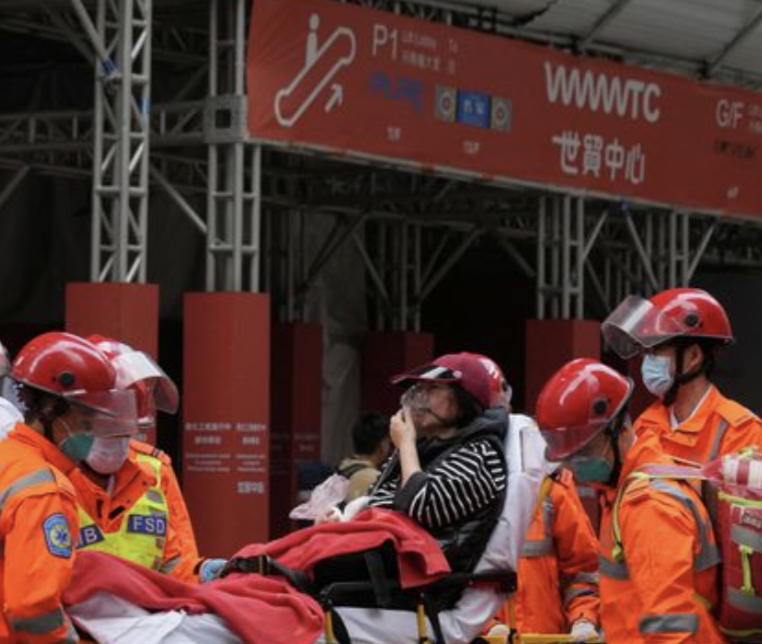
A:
<box><xmin>183</xmin><ymin>293</ymin><xmax>271</xmax><ymax>555</ymax></box>
<box><xmin>248</xmin><ymin>0</ymin><xmax>762</xmax><ymax>218</ymax></box>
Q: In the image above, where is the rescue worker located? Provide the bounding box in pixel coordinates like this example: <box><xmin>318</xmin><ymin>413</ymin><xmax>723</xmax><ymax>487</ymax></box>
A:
<box><xmin>0</xmin><ymin>331</ymin><xmax>136</xmax><ymax>644</ymax></box>
<box><xmin>602</xmin><ymin>287</ymin><xmax>762</xmax><ymax>463</ymax></box>
<box><xmin>474</xmin><ymin>355</ymin><xmax>600</xmax><ymax>641</ymax></box>
<box><xmin>74</xmin><ymin>335</ymin><xmax>219</xmax><ymax>583</ymax></box>
<box><xmin>537</xmin><ymin>358</ymin><xmax>724</xmax><ymax>644</ymax></box>
<box><xmin>0</xmin><ymin>340</ymin><xmax>22</xmax><ymax>438</ymax></box>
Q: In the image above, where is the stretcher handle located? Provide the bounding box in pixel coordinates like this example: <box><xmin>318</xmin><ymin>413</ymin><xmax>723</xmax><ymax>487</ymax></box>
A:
<box><xmin>518</xmin><ymin>635</ymin><xmax>602</xmax><ymax>644</ymax></box>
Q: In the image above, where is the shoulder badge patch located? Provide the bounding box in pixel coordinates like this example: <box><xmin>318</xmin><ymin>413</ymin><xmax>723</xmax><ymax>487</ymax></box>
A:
<box><xmin>43</xmin><ymin>513</ymin><xmax>73</xmax><ymax>558</ymax></box>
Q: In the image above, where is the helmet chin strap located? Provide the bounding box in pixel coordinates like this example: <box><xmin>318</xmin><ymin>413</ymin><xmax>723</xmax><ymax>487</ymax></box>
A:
<box><xmin>663</xmin><ymin>344</ymin><xmax>708</xmax><ymax>407</ymax></box>
<box><xmin>604</xmin><ymin>414</ymin><xmax>625</xmax><ymax>487</ymax></box>
<box><xmin>38</xmin><ymin>398</ymin><xmax>69</xmax><ymax>444</ymax></box>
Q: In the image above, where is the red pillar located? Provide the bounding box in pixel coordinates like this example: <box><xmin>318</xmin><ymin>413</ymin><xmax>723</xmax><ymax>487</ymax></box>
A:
<box><xmin>183</xmin><ymin>293</ymin><xmax>271</xmax><ymax>556</ymax></box>
<box><xmin>270</xmin><ymin>322</ymin><xmax>322</xmax><ymax>538</ymax></box>
<box><xmin>524</xmin><ymin>319</ymin><xmax>601</xmax><ymax>412</ymax></box>
<box><xmin>65</xmin><ymin>282</ymin><xmax>160</xmax><ymax>443</ymax></box>
<box><xmin>362</xmin><ymin>331</ymin><xmax>434</xmax><ymax>416</ymax></box>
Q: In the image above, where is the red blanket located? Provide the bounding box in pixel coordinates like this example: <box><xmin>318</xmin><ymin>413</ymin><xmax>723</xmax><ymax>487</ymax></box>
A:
<box><xmin>64</xmin><ymin>508</ymin><xmax>450</xmax><ymax>644</ymax></box>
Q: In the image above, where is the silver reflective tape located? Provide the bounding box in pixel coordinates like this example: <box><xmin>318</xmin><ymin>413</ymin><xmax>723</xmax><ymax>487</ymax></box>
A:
<box><xmin>728</xmin><ymin>587</ymin><xmax>762</xmax><ymax>614</ymax></box>
<box><xmin>563</xmin><ymin>586</ymin><xmax>597</xmax><ymax>607</ymax></box>
<box><xmin>639</xmin><ymin>613</ymin><xmax>698</xmax><ymax>634</ymax></box>
<box><xmin>521</xmin><ymin>538</ymin><xmax>553</xmax><ymax>557</ymax></box>
<box><xmin>0</xmin><ymin>468</ymin><xmax>55</xmax><ymax>513</ymax></box>
<box><xmin>598</xmin><ymin>554</ymin><xmax>629</xmax><ymax>580</ymax></box>
<box><xmin>731</xmin><ymin>524</ymin><xmax>762</xmax><ymax>554</ymax></box>
<box><xmin>160</xmin><ymin>555</ymin><xmax>181</xmax><ymax>574</ymax></box>
<box><xmin>10</xmin><ymin>607</ymin><xmax>65</xmax><ymax>634</ymax></box>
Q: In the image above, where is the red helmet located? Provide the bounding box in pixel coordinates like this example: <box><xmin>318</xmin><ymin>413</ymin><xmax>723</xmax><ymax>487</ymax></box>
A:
<box><xmin>462</xmin><ymin>353</ymin><xmax>512</xmax><ymax>409</ymax></box>
<box><xmin>12</xmin><ymin>332</ymin><xmax>116</xmax><ymax>398</ymax></box>
<box><xmin>391</xmin><ymin>352</ymin><xmax>496</xmax><ymax>409</ymax></box>
<box><xmin>536</xmin><ymin>358</ymin><xmax>633</xmax><ymax>460</ymax></box>
<box><xmin>10</xmin><ymin>332</ymin><xmax>137</xmax><ymax>431</ymax></box>
<box><xmin>602</xmin><ymin>288</ymin><xmax>733</xmax><ymax>359</ymax></box>
<box><xmin>87</xmin><ymin>334</ymin><xmax>178</xmax><ymax>427</ymax></box>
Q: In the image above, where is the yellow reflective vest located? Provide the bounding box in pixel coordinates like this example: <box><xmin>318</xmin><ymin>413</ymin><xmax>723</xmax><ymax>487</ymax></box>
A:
<box><xmin>76</xmin><ymin>452</ymin><xmax>169</xmax><ymax>571</ymax></box>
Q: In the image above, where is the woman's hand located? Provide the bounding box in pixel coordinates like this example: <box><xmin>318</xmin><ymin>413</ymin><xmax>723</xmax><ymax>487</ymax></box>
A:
<box><xmin>392</xmin><ymin>408</ymin><xmax>421</xmax><ymax>484</ymax></box>
<box><xmin>390</xmin><ymin>408</ymin><xmax>417</xmax><ymax>449</ymax></box>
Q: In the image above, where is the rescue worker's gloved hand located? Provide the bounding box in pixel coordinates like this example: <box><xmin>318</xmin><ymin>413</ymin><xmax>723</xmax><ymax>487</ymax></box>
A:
<box><xmin>200</xmin><ymin>558</ymin><xmax>228</xmax><ymax>583</ymax></box>
<box><xmin>486</xmin><ymin>622</ymin><xmax>511</xmax><ymax>638</ymax></box>
<box><xmin>570</xmin><ymin>618</ymin><xmax>598</xmax><ymax>642</ymax></box>
<box><xmin>314</xmin><ymin>506</ymin><xmax>342</xmax><ymax>524</ymax></box>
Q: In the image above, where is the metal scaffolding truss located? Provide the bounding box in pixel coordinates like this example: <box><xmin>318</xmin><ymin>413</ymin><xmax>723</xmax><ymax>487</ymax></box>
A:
<box><xmin>85</xmin><ymin>0</ymin><xmax>153</xmax><ymax>283</ymax></box>
<box><xmin>2</xmin><ymin>0</ymin><xmax>762</xmax><ymax>325</ymax></box>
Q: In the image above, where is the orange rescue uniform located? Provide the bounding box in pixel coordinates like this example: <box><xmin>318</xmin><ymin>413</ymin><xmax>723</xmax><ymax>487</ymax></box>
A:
<box><xmin>635</xmin><ymin>385</ymin><xmax>762</xmax><ymax>464</ymax></box>
<box><xmin>68</xmin><ymin>440</ymin><xmax>201</xmax><ymax>582</ymax></box>
<box><xmin>598</xmin><ymin>432</ymin><xmax>725</xmax><ymax>644</ymax></box>
<box><xmin>510</xmin><ymin>469</ymin><xmax>600</xmax><ymax>633</ymax></box>
<box><xmin>0</xmin><ymin>424</ymin><xmax>80</xmax><ymax>644</ymax></box>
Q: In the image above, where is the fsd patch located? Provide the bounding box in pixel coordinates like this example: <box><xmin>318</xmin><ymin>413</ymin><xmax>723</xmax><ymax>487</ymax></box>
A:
<box><xmin>127</xmin><ymin>514</ymin><xmax>167</xmax><ymax>536</ymax></box>
<box><xmin>43</xmin><ymin>513</ymin><xmax>73</xmax><ymax>558</ymax></box>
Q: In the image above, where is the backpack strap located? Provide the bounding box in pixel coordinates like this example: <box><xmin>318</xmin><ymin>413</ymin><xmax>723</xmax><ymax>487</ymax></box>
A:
<box><xmin>337</xmin><ymin>462</ymin><xmax>373</xmax><ymax>480</ymax></box>
<box><xmin>708</xmin><ymin>419</ymin><xmax>729</xmax><ymax>461</ymax></box>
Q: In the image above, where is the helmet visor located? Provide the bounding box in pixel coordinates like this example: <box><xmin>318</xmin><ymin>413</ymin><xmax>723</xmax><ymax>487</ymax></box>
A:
<box><xmin>0</xmin><ymin>341</ymin><xmax>9</xmax><ymax>378</ymax></box>
<box><xmin>540</xmin><ymin>421</ymin><xmax>609</xmax><ymax>461</ymax></box>
<box><xmin>112</xmin><ymin>351</ymin><xmax>179</xmax><ymax>414</ymax></box>
<box><xmin>602</xmin><ymin>295</ymin><xmax>689</xmax><ymax>359</ymax></box>
<box><xmin>65</xmin><ymin>390</ymin><xmax>139</xmax><ymax>437</ymax></box>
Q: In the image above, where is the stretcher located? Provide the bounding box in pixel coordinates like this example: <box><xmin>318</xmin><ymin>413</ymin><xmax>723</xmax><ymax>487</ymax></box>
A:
<box><xmin>69</xmin><ymin>415</ymin><xmax>595</xmax><ymax>644</ymax></box>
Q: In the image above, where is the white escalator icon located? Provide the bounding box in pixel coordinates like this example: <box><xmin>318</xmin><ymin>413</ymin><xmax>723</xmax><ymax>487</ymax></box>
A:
<box><xmin>274</xmin><ymin>13</ymin><xmax>357</xmax><ymax>128</ymax></box>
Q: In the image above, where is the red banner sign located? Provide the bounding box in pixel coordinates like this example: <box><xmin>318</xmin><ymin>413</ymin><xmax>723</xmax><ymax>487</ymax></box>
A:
<box><xmin>247</xmin><ymin>0</ymin><xmax>762</xmax><ymax>219</ymax></box>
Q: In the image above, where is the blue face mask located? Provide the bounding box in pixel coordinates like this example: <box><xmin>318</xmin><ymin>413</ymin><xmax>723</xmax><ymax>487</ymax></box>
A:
<box><xmin>641</xmin><ymin>354</ymin><xmax>673</xmax><ymax>398</ymax></box>
<box><xmin>568</xmin><ymin>455</ymin><xmax>614</xmax><ymax>483</ymax></box>
<box><xmin>59</xmin><ymin>432</ymin><xmax>95</xmax><ymax>463</ymax></box>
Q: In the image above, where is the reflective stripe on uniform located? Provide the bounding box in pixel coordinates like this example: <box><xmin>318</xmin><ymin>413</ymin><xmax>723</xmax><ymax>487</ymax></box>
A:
<box><xmin>728</xmin><ymin>587</ymin><xmax>762</xmax><ymax>614</ymax></box>
<box><xmin>521</xmin><ymin>539</ymin><xmax>553</xmax><ymax>557</ymax></box>
<box><xmin>560</xmin><ymin>570</ymin><xmax>600</xmax><ymax>606</ymax></box>
<box><xmin>708</xmin><ymin>419</ymin><xmax>729</xmax><ymax>461</ymax></box>
<box><xmin>10</xmin><ymin>607</ymin><xmax>66</xmax><ymax>634</ymax></box>
<box><xmin>562</xmin><ymin>570</ymin><xmax>600</xmax><ymax>585</ymax></box>
<box><xmin>562</xmin><ymin>585</ymin><xmax>597</xmax><ymax>606</ymax></box>
<box><xmin>598</xmin><ymin>554</ymin><xmax>629</xmax><ymax>580</ymax></box>
<box><xmin>160</xmin><ymin>555</ymin><xmax>181</xmax><ymax>574</ymax></box>
<box><xmin>639</xmin><ymin>613</ymin><xmax>698</xmax><ymax>634</ymax></box>
<box><xmin>648</xmin><ymin>479</ymin><xmax>721</xmax><ymax>571</ymax></box>
<box><xmin>0</xmin><ymin>468</ymin><xmax>55</xmax><ymax>513</ymax></box>
<box><xmin>521</xmin><ymin>494</ymin><xmax>554</xmax><ymax>558</ymax></box>
<box><xmin>731</xmin><ymin>524</ymin><xmax>762</xmax><ymax>554</ymax></box>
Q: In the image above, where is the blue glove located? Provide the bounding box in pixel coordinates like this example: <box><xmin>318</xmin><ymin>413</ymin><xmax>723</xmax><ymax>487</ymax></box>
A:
<box><xmin>200</xmin><ymin>558</ymin><xmax>228</xmax><ymax>583</ymax></box>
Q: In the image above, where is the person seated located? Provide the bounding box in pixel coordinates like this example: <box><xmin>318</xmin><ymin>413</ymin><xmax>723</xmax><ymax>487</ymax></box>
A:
<box><xmin>366</xmin><ymin>353</ymin><xmax>508</xmax><ymax>581</ymax></box>
<box><xmin>336</xmin><ymin>412</ymin><xmax>390</xmax><ymax>502</ymax></box>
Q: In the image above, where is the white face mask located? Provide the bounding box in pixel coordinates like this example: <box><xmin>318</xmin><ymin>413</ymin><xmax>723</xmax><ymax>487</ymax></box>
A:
<box><xmin>85</xmin><ymin>436</ymin><xmax>131</xmax><ymax>475</ymax></box>
<box><xmin>641</xmin><ymin>354</ymin><xmax>674</xmax><ymax>398</ymax></box>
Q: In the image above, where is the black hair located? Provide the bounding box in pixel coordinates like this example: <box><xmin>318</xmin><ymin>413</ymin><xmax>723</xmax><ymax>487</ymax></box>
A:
<box><xmin>351</xmin><ymin>411</ymin><xmax>390</xmax><ymax>455</ymax></box>
<box><xmin>451</xmin><ymin>385</ymin><xmax>484</xmax><ymax>428</ymax></box>
<box><xmin>17</xmin><ymin>384</ymin><xmax>70</xmax><ymax>440</ymax></box>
